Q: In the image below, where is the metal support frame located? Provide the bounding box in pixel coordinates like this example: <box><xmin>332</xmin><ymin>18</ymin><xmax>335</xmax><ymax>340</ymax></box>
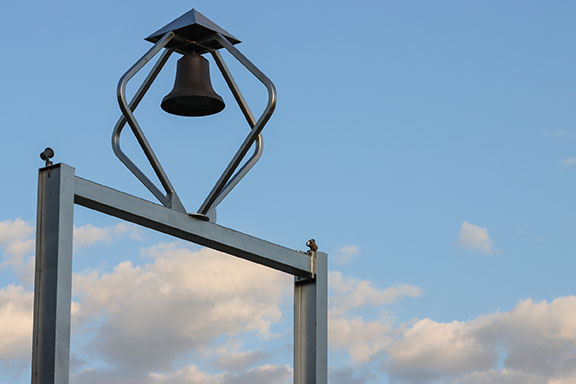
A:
<box><xmin>32</xmin><ymin>163</ymin><xmax>327</xmax><ymax>384</ymax></box>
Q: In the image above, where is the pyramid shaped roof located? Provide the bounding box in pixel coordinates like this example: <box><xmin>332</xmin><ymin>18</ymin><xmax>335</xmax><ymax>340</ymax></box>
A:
<box><xmin>146</xmin><ymin>9</ymin><xmax>240</xmax><ymax>54</ymax></box>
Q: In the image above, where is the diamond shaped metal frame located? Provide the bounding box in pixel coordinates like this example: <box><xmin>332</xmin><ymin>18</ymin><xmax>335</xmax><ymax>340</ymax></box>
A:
<box><xmin>112</xmin><ymin>12</ymin><xmax>276</xmax><ymax>221</ymax></box>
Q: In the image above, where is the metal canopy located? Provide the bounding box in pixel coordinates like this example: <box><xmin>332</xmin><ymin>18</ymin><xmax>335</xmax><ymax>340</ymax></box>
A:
<box><xmin>145</xmin><ymin>9</ymin><xmax>241</xmax><ymax>54</ymax></box>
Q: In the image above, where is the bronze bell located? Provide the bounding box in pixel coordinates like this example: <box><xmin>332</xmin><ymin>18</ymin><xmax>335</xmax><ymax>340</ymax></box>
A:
<box><xmin>161</xmin><ymin>53</ymin><xmax>225</xmax><ymax>117</ymax></box>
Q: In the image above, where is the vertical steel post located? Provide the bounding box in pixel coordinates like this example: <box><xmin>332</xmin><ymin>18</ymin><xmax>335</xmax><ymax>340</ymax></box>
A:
<box><xmin>31</xmin><ymin>164</ymin><xmax>75</xmax><ymax>384</ymax></box>
<box><xmin>294</xmin><ymin>251</ymin><xmax>328</xmax><ymax>384</ymax></box>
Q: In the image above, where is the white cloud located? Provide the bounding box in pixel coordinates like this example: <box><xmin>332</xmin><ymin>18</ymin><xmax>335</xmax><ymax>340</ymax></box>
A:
<box><xmin>5</xmin><ymin>239</ymin><xmax>34</xmax><ymax>258</ymax></box>
<box><xmin>149</xmin><ymin>364</ymin><xmax>291</xmax><ymax>384</ymax></box>
<box><xmin>219</xmin><ymin>364</ymin><xmax>291</xmax><ymax>384</ymax></box>
<box><xmin>73</xmin><ymin>222</ymin><xmax>143</xmax><ymax>248</ymax></box>
<box><xmin>385</xmin><ymin>296</ymin><xmax>576</xmax><ymax>383</ymax></box>
<box><xmin>73</xmin><ymin>224</ymin><xmax>110</xmax><ymax>248</ymax></box>
<box><xmin>333</xmin><ymin>245</ymin><xmax>360</xmax><ymax>265</ymax></box>
<box><xmin>3</xmin><ymin>219</ymin><xmax>576</xmax><ymax>384</ymax></box>
<box><xmin>71</xmin><ymin>364</ymin><xmax>291</xmax><ymax>384</ymax></box>
<box><xmin>326</xmin><ymin>268</ymin><xmax>576</xmax><ymax>383</ymax></box>
<box><xmin>0</xmin><ymin>219</ymin><xmax>143</xmax><ymax>253</ymax></box>
<box><xmin>387</xmin><ymin>318</ymin><xmax>495</xmax><ymax>382</ymax></box>
<box><xmin>450</xmin><ymin>369</ymin><xmax>545</xmax><ymax>384</ymax></box>
<box><xmin>1</xmin><ymin>238</ymin><xmax>35</xmax><ymax>285</ymax></box>
<box><xmin>479</xmin><ymin>297</ymin><xmax>576</xmax><ymax>375</ymax></box>
<box><xmin>0</xmin><ymin>219</ymin><xmax>35</xmax><ymax>285</ymax></box>
<box><xmin>458</xmin><ymin>221</ymin><xmax>495</xmax><ymax>254</ymax></box>
<box><xmin>0</xmin><ymin>219</ymin><xmax>33</xmax><ymax>246</ymax></box>
<box><xmin>329</xmin><ymin>366</ymin><xmax>375</xmax><ymax>384</ymax></box>
<box><xmin>72</xmin><ymin>243</ymin><xmax>291</xmax><ymax>372</ymax></box>
<box><xmin>200</xmin><ymin>342</ymin><xmax>267</xmax><ymax>371</ymax></box>
<box><xmin>0</xmin><ymin>219</ymin><xmax>34</xmax><ymax>260</ymax></box>
<box><xmin>0</xmin><ymin>219</ymin><xmax>292</xmax><ymax>382</ymax></box>
<box><xmin>330</xmin><ymin>315</ymin><xmax>394</xmax><ymax>364</ymax></box>
<box><xmin>149</xmin><ymin>365</ymin><xmax>224</xmax><ymax>384</ymax></box>
<box><xmin>451</xmin><ymin>368</ymin><xmax>576</xmax><ymax>384</ymax></box>
<box><xmin>549</xmin><ymin>371</ymin><xmax>576</xmax><ymax>384</ymax></box>
<box><xmin>330</xmin><ymin>271</ymin><xmax>421</xmax><ymax>316</ymax></box>
<box><xmin>0</xmin><ymin>285</ymin><xmax>33</xmax><ymax>362</ymax></box>
<box><xmin>329</xmin><ymin>271</ymin><xmax>421</xmax><ymax>363</ymax></box>
<box><xmin>0</xmin><ymin>220</ymin><xmax>144</xmax><ymax>285</ymax></box>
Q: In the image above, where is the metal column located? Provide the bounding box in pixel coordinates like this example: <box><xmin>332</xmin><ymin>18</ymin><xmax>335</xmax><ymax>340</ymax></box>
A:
<box><xmin>31</xmin><ymin>164</ymin><xmax>75</xmax><ymax>384</ymax></box>
<box><xmin>294</xmin><ymin>251</ymin><xmax>328</xmax><ymax>384</ymax></box>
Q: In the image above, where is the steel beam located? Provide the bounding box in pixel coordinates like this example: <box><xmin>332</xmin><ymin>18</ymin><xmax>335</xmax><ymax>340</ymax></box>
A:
<box><xmin>73</xmin><ymin>175</ymin><xmax>313</xmax><ymax>277</ymax></box>
<box><xmin>294</xmin><ymin>251</ymin><xmax>328</xmax><ymax>384</ymax></box>
<box><xmin>31</xmin><ymin>164</ymin><xmax>75</xmax><ymax>384</ymax></box>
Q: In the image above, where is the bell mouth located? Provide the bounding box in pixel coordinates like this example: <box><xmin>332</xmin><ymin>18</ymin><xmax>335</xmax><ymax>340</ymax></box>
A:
<box><xmin>161</xmin><ymin>92</ymin><xmax>225</xmax><ymax>117</ymax></box>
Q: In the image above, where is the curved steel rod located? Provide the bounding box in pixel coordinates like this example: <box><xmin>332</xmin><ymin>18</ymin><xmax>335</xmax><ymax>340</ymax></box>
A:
<box><xmin>207</xmin><ymin>50</ymin><xmax>263</xmax><ymax>214</ymax></box>
<box><xmin>113</xmin><ymin>32</ymin><xmax>186</xmax><ymax>212</ymax></box>
<box><xmin>198</xmin><ymin>33</ymin><xmax>277</xmax><ymax>215</ymax></box>
<box><xmin>112</xmin><ymin>49</ymin><xmax>172</xmax><ymax>205</ymax></box>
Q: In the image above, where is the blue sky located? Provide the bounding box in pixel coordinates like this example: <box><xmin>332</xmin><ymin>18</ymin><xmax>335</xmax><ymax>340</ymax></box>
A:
<box><xmin>1</xmin><ymin>1</ymin><xmax>576</xmax><ymax>383</ymax></box>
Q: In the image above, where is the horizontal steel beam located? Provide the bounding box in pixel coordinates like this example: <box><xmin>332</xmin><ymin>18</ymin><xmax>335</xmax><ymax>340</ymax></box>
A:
<box><xmin>73</xmin><ymin>175</ymin><xmax>313</xmax><ymax>277</ymax></box>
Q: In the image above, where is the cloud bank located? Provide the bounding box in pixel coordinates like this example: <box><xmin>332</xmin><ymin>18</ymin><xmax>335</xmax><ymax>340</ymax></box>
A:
<box><xmin>2</xmin><ymin>220</ymin><xmax>576</xmax><ymax>383</ymax></box>
<box><xmin>72</xmin><ymin>242</ymin><xmax>291</xmax><ymax>374</ymax></box>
